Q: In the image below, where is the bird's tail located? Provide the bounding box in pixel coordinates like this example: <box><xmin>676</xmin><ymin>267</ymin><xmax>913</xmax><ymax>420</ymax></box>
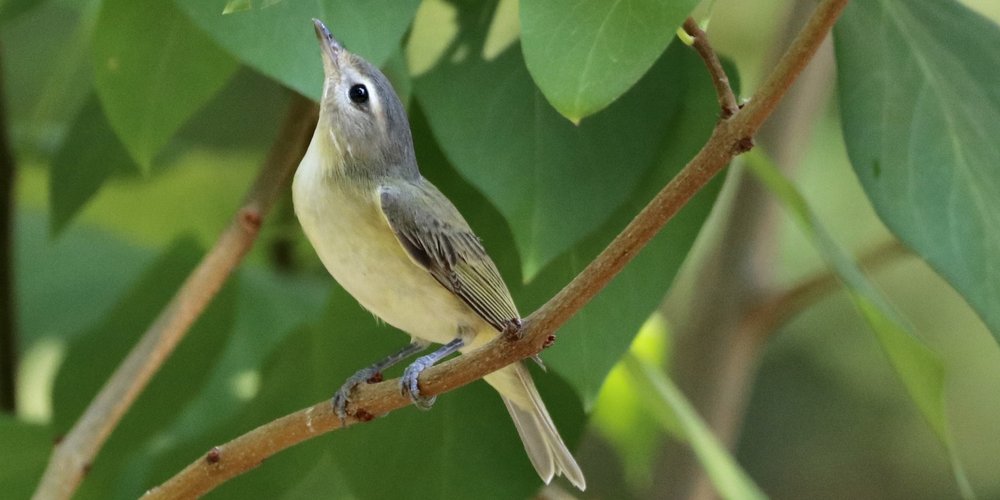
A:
<box><xmin>483</xmin><ymin>362</ymin><xmax>586</xmax><ymax>491</ymax></box>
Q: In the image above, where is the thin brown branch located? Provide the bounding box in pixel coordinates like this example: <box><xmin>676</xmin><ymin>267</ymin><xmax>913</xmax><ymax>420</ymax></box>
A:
<box><xmin>0</xmin><ymin>45</ymin><xmax>17</xmax><ymax>414</ymax></box>
<box><xmin>31</xmin><ymin>94</ymin><xmax>319</xmax><ymax>500</ymax></box>
<box><xmin>746</xmin><ymin>239</ymin><xmax>909</xmax><ymax>339</ymax></box>
<box><xmin>683</xmin><ymin>17</ymin><xmax>740</xmax><ymax>119</ymax></box>
<box><xmin>656</xmin><ymin>5</ymin><xmax>840</xmax><ymax>496</ymax></box>
<box><xmin>145</xmin><ymin>1</ymin><xmax>849</xmax><ymax>497</ymax></box>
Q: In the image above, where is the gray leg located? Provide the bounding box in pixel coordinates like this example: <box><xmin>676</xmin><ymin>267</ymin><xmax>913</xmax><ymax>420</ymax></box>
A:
<box><xmin>333</xmin><ymin>341</ymin><xmax>428</xmax><ymax>419</ymax></box>
<box><xmin>400</xmin><ymin>337</ymin><xmax>465</xmax><ymax>410</ymax></box>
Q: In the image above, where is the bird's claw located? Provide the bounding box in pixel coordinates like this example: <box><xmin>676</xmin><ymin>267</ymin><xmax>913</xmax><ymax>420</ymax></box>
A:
<box><xmin>331</xmin><ymin>366</ymin><xmax>381</xmax><ymax>421</ymax></box>
<box><xmin>400</xmin><ymin>355</ymin><xmax>437</xmax><ymax>410</ymax></box>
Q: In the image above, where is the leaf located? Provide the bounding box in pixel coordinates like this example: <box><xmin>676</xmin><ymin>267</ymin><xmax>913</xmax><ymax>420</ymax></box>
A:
<box><xmin>625</xmin><ymin>355</ymin><xmax>767</xmax><ymax>500</ymax></box>
<box><xmin>590</xmin><ymin>315</ymin><xmax>673</xmax><ymax>490</ymax></box>
<box><xmin>15</xmin><ymin>211</ymin><xmax>154</xmax><ymax>346</ymax></box>
<box><xmin>49</xmin><ymin>95</ymin><xmax>138</xmax><ymax>234</ymax></box>
<box><xmin>520</xmin><ymin>0</ymin><xmax>698</xmax><ymax>122</ymax></box>
<box><xmin>834</xmin><ymin>0</ymin><xmax>1000</xmax><ymax>345</ymax></box>
<box><xmin>51</xmin><ymin>237</ymin><xmax>203</xmax><ymax>433</ymax></box>
<box><xmin>51</xmin><ymin>237</ymin><xmax>240</xmax><ymax>499</ymax></box>
<box><xmin>92</xmin><ymin>0</ymin><xmax>238</xmax><ymax>169</ymax></box>
<box><xmin>174</xmin><ymin>0</ymin><xmax>421</xmax><ymax>100</ymax></box>
<box><xmin>517</xmin><ymin>53</ymin><xmax>729</xmax><ymax>405</ymax></box>
<box><xmin>159</xmin><ymin>266</ymin><xmax>329</xmax><ymax>442</ymax></box>
<box><xmin>0</xmin><ymin>0</ymin><xmax>45</xmax><ymax>23</ymax></box>
<box><xmin>746</xmin><ymin>150</ymin><xmax>974</xmax><ymax>498</ymax></box>
<box><xmin>0</xmin><ymin>417</ymin><xmax>52</xmax><ymax>499</ymax></box>
<box><xmin>416</xmin><ymin>22</ymin><xmax>700</xmax><ymax>279</ymax></box>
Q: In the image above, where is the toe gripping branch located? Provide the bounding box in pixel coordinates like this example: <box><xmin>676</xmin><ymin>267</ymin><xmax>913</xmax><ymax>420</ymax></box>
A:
<box><xmin>331</xmin><ymin>341</ymin><xmax>427</xmax><ymax>420</ymax></box>
<box><xmin>400</xmin><ymin>337</ymin><xmax>465</xmax><ymax>410</ymax></box>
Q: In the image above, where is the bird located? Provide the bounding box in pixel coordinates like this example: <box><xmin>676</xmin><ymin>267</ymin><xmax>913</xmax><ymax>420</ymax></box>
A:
<box><xmin>291</xmin><ymin>18</ymin><xmax>586</xmax><ymax>490</ymax></box>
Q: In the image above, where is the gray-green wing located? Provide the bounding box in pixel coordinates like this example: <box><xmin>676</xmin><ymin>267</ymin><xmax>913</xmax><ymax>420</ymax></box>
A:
<box><xmin>378</xmin><ymin>181</ymin><xmax>520</xmax><ymax>332</ymax></box>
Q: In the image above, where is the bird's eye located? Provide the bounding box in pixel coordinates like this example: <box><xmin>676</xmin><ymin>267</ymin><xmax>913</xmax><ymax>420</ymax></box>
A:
<box><xmin>348</xmin><ymin>84</ymin><xmax>369</xmax><ymax>104</ymax></box>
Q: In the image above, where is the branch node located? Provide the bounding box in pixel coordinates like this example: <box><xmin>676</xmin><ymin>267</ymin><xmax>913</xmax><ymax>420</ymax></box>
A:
<box><xmin>354</xmin><ymin>409</ymin><xmax>375</xmax><ymax>422</ymax></box>
<box><xmin>239</xmin><ymin>208</ymin><xmax>263</xmax><ymax>232</ymax></box>
<box><xmin>542</xmin><ymin>334</ymin><xmax>557</xmax><ymax>349</ymax></box>
<box><xmin>205</xmin><ymin>447</ymin><xmax>222</xmax><ymax>465</ymax></box>
<box><xmin>735</xmin><ymin>136</ymin><xmax>755</xmax><ymax>154</ymax></box>
<box><xmin>502</xmin><ymin>317</ymin><xmax>524</xmax><ymax>341</ymax></box>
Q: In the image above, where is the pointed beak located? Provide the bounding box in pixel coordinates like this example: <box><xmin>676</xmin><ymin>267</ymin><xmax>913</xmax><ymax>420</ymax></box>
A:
<box><xmin>312</xmin><ymin>18</ymin><xmax>342</xmax><ymax>71</ymax></box>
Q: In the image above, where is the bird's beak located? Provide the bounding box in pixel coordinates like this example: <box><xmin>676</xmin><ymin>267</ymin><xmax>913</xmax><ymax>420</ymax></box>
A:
<box><xmin>312</xmin><ymin>18</ymin><xmax>342</xmax><ymax>73</ymax></box>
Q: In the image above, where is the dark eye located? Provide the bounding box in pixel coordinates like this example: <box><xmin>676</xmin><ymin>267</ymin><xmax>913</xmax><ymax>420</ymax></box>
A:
<box><xmin>348</xmin><ymin>84</ymin><xmax>369</xmax><ymax>104</ymax></box>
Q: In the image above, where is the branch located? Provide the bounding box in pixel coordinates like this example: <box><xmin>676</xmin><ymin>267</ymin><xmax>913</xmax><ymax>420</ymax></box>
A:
<box><xmin>146</xmin><ymin>1</ymin><xmax>849</xmax><ymax>497</ymax></box>
<box><xmin>31</xmin><ymin>94</ymin><xmax>319</xmax><ymax>500</ymax></box>
<box><xmin>0</xmin><ymin>44</ymin><xmax>17</xmax><ymax>413</ymax></box>
<box><xmin>746</xmin><ymin>239</ymin><xmax>908</xmax><ymax>339</ymax></box>
<box><xmin>682</xmin><ymin>17</ymin><xmax>740</xmax><ymax>119</ymax></box>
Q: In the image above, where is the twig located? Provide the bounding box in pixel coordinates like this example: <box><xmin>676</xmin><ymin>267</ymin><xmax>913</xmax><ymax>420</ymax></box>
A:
<box><xmin>746</xmin><ymin>239</ymin><xmax>909</xmax><ymax>339</ymax></box>
<box><xmin>145</xmin><ymin>0</ymin><xmax>849</xmax><ymax>497</ymax></box>
<box><xmin>0</xmin><ymin>45</ymin><xmax>17</xmax><ymax>413</ymax></box>
<box><xmin>30</xmin><ymin>94</ymin><xmax>319</xmax><ymax>500</ymax></box>
<box><xmin>656</xmin><ymin>6</ymin><xmax>841</xmax><ymax>496</ymax></box>
<box><xmin>682</xmin><ymin>18</ymin><xmax>740</xmax><ymax>119</ymax></box>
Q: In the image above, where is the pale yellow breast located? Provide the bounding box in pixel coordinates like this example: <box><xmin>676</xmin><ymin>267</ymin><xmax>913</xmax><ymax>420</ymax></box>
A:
<box><xmin>292</xmin><ymin>147</ymin><xmax>484</xmax><ymax>346</ymax></box>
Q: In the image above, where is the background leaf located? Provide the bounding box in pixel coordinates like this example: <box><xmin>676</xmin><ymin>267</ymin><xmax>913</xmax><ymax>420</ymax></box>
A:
<box><xmin>416</xmin><ymin>8</ymin><xmax>706</xmax><ymax>279</ymax></box>
<box><xmin>747</xmin><ymin>150</ymin><xmax>973</xmax><ymax>498</ymax></box>
<box><xmin>625</xmin><ymin>355</ymin><xmax>767</xmax><ymax>500</ymax></box>
<box><xmin>520</xmin><ymin>0</ymin><xmax>698</xmax><ymax>122</ymax></box>
<box><xmin>834</xmin><ymin>0</ymin><xmax>1000</xmax><ymax>345</ymax></box>
<box><xmin>174</xmin><ymin>0</ymin><xmax>421</xmax><ymax>100</ymax></box>
<box><xmin>0</xmin><ymin>0</ymin><xmax>45</xmax><ymax>24</ymax></box>
<box><xmin>0</xmin><ymin>417</ymin><xmax>52</xmax><ymax>499</ymax></box>
<box><xmin>49</xmin><ymin>95</ymin><xmax>137</xmax><ymax>234</ymax></box>
<box><xmin>50</xmin><ymin>238</ymin><xmax>240</xmax><ymax>499</ymax></box>
<box><xmin>92</xmin><ymin>0</ymin><xmax>238</xmax><ymax>168</ymax></box>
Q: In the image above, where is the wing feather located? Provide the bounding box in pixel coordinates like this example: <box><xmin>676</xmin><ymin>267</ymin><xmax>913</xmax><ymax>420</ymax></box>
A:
<box><xmin>378</xmin><ymin>181</ymin><xmax>520</xmax><ymax>332</ymax></box>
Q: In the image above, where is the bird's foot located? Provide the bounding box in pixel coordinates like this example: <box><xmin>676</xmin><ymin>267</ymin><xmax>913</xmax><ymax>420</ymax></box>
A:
<box><xmin>332</xmin><ymin>366</ymin><xmax>382</xmax><ymax>421</ymax></box>
<box><xmin>400</xmin><ymin>355</ymin><xmax>437</xmax><ymax>410</ymax></box>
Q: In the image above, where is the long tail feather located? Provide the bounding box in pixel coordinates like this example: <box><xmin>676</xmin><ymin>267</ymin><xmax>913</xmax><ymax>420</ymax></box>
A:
<box><xmin>484</xmin><ymin>362</ymin><xmax>586</xmax><ymax>491</ymax></box>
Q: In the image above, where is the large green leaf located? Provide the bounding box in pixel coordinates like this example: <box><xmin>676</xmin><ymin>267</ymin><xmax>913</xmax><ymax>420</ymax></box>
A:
<box><xmin>520</xmin><ymin>0</ymin><xmax>698</xmax><ymax>122</ymax></box>
<box><xmin>173</xmin><ymin>0</ymin><xmax>421</xmax><ymax>100</ymax></box>
<box><xmin>747</xmin><ymin>151</ymin><xmax>973</xmax><ymax>498</ymax></box>
<box><xmin>15</xmin><ymin>211</ymin><xmax>153</xmax><ymax>346</ymax></box>
<box><xmin>625</xmin><ymin>355</ymin><xmax>767</xmax><ymax>500</ymax></box>
<box><xmin>834</xmin><ymin>0</ymin><xmax>1000</xmax><ymax>345</ymax></box>
<box><xmin>92</xmin><ymin>0</ymin><xmax>238</xmax><ymax>169</ymax></box>
<box><xmin>49</xmin><ymin>95</ymin><xmax>137</xmax><ymax>234</ymax></box>
<box><xmin>416</xmin><ymin>11</ymin><xmax>702</xmax><ymax>279</ymax></box>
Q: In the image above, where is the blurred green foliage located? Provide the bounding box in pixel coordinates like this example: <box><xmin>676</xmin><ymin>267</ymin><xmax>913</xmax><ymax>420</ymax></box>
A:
<box><xmin>2</xmin><ymin>0</ymin><xmax>1000</xmax><ymax>499</ymax></box>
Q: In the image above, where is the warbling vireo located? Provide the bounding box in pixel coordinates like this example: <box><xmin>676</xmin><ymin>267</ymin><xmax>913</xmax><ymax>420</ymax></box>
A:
<box><xmin>292</xmin><ymin>19</ymin><xmax>585</xmax><ymax>490</ymax></box>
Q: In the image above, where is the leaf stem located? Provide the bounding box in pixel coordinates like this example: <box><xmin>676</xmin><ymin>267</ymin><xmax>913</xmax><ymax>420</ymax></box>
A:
<box><xmin>30</xmin><ymin>94</ymin><xmax>318</xmax><ymax>500</ymax></box>
<box><xmin>143</xmin><ymin>0</ymin><xmax>850</xmax><ymax>497</ymax></box>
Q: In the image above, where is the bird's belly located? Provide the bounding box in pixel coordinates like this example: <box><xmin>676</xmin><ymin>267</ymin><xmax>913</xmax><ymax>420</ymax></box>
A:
<box><xmin>294</xmin><ymin>184</ymin><xmax>478</xmax><ymax>345</ymax></box>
